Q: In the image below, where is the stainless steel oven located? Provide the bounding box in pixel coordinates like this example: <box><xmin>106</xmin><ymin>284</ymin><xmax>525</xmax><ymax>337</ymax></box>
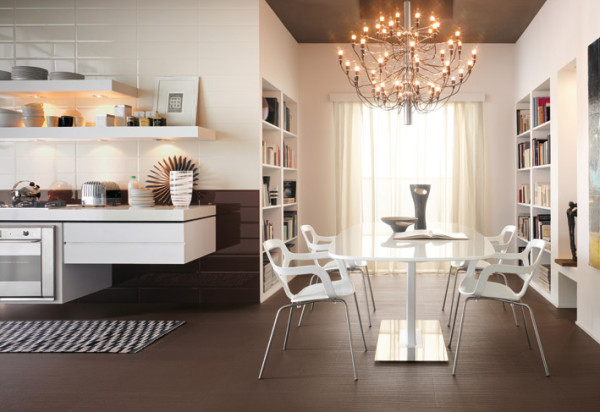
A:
<box><xmin>0</xmin><ymin>226</ymin><xmax>54</xmax><ymax>298</ymax></box>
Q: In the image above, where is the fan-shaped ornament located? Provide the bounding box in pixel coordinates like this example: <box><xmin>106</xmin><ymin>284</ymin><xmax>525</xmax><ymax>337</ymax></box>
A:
<box><xmin>146</xmin><ymin>156</ymin><xmax>199</xmax><ymax>205</ymax></box>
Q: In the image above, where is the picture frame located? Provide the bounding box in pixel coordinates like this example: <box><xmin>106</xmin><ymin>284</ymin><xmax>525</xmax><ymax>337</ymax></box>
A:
<box><xmin>153</xmin><ymin>77</ymin><xmax>199</xmax><ymax>126</ymax></box>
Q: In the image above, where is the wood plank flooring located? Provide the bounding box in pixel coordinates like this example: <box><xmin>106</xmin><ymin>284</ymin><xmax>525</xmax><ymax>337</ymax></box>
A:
<box><xmin>0</xmin><ymin>272</ymin><xmax>598</xmax><ymax>411</ymax></box>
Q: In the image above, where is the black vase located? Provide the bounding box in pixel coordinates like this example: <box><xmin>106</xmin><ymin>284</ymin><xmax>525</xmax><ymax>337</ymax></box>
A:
<box><xmin>410</xmin><ymin>184</ymin><xmax>430</xmax><ymax>230</ymax></box>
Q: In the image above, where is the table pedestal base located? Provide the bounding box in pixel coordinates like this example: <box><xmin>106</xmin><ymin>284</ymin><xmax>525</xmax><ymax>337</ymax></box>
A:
<box><xmin>374</xmin><ymin>320</ymin><xmax>449</xmax><ymax>362</ymax></box>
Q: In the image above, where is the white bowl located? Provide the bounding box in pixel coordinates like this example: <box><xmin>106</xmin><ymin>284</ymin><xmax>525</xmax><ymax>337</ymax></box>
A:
<box><xmin>0</xmin><ymin>111</ymin><xmax>23</xmax><ymax>127</ymax></box>
<box><xmin>22</xmin><ymin>116</ymin><xmax>45</xmax><ymax>127</ymax></box>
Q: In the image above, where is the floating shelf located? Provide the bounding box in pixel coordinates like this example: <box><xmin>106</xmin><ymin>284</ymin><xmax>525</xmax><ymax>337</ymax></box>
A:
<box><xmin>533</xmin><ymin>120</ymin><xmax>551</xmax><ymax>132</ymax></box>
<box><xmin>262</xmin><ymin>164</ymin><xmax>280</xmax><ymax>170</ymax></box>
<box><xmin>0</xmin><ymin>79</ymin><xmax>137</xmax><ymax>98</ymax></box>
<box><xmin>283</xmin><ymin>130</ymin><xmax>296</xmax><ymax>138</ymax></box>
<box><xmin>0</xmin><ymin>126</ymin><xmax>217</xmax><ymax>141</ymax></box>
<box><xmin>517</xmin><ymin>130</ymin><xmax>530</xmax><ymax>139</ymax></box>
<box><xmin>262</xmin><ymin>120</ymin><xmax>279</xmax><ymax>132</ymax></box>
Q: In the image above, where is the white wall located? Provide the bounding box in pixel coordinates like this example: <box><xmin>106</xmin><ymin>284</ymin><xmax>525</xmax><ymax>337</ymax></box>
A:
<box><xmin>0</xmin><ymin>0</ymin><xmax>260</xmax><ymax>191</ymax></box>
<box><xmin>515</xmin><ymin>0</ymin><xmax>600</xmax><ymax>342</ymax></box>
<box><xmin>298</xmin><ymin>43</ymin><xmax>516</xmax><ymax>238</ymax></box>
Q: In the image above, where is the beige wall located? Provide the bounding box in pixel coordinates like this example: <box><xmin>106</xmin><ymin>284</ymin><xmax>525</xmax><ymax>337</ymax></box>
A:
<box><xmin>298</xmin><ymin>43</ymin><xmax>517</xmax><ymax>238</ymax></box>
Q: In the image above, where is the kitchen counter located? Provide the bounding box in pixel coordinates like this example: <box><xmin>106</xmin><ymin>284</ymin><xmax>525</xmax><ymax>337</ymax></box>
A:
<box><xmin>0</xmin><ymin>205</ymin><xmax>216</xmax><ymax>222</ymax></box>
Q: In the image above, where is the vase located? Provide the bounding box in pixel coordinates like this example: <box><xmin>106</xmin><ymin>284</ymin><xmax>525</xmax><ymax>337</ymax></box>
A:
<box><xmin>170</xmin><ymin>171</ymin><xmax>193</xmax><ymax>208</ymax></box>
<box><xmin>410</xmin><ymin>184</ymin><xmax>430</xmax><ymax>230</ymax></box>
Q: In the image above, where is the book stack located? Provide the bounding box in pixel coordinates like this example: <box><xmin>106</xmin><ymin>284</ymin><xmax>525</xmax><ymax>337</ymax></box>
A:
<box><xmin>533</xmin><ymin>136</ymin><xmax>551</xmax><ymax>166</ymax></box>
<box><xmin>263</xmin><ymin>219</ymin><xmax>274</xmax><ymax>241</ymax></box>
<box><xmin>283</xmin><ymin>180</ymin><xmax>296</xmax><ymax>204</ymax></box>
<box><xmin>283</xmin><ymin>143</ymin><xmax>295</xmax><ymax>168</ymax></box>
<box><xmin>516</xmin><ymin>109</ymin><xmax>531</xmax><ymax>134</ymax></box>
<box><xmin>283</xmin><ymin>211</ymin><xmax>297</xmax><ymax>240</ymax></box>
<box><xmin>262</xmin><ymin>141</ymin><xmax>280</xmax><ymax>166</ymax></box>
<box><xmin>262</xmin><ymin>176</ymin><xmax>271</xmax><ymax>207</ymax></box>
<box><xmin>533</xmin><ymin>97</ymin><xmax>550</xmax><ymax>126</ymax></box>
<box><xmin>518</xmin><ymin>141</ymin><xmax>531</xmax><ymax>168</ymax></box>
<box><xmin>534</xmin><ymin>183</ymin><xmax>550</xmax><ymax>207</ymax></box>
<box><xmin>518</xmin><ymin>216</ymin><xmax>530</xmax><ymax>240</ymax></box>
<box><xmin>265</xmin><ymin>97</ymin><xmax>279</xmax><ymax>126</ymax></box>
<box><xmin>518</xmin><ymin>184</ymin><xmax>530</xmax><ymax>204</ymax></box>
<box><xmin>534</xmin><ymin>264</ymin><xmax>551</xmax><ymax>293</ymax></box>
<box><xmin>533</xmin><ymin>214</ymin><xmax>550</xmax><ymax>241</ymax></box>
<box><xmin>262</xmin><ymin>260</ymin><xmax>278</xmax><ymax>293</ymax></box>
<box><xmin>283</xmin><ymin>101</ymin><xmax>292</xmax><ymax>132</ymax></box>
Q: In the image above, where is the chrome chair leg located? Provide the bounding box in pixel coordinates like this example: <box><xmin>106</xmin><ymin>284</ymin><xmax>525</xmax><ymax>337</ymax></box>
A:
<box><xmin>497</xmin><ymin>273</ymin><xmax>519</xmax><ymax>325</ymax></box>
<box><xmin>452</xmin><ymin>297</ymin><xmax>472</xmax><ymax>376</ymax></box>
<box><xmin>364</xmin><ymin>266</ymin><xmax>376</xmax><ymax>311</ymax></box>
<box><xmin>520</xmin><ymin>304</ymin><xmax>532</xmax><ymax>348</ymax></box>
<box><xmin>259</xmin><ymin>303</ymin><xmax>292</xmax><ymax>379</ymax></box>
<box><xmin>340</xmin><ymin>298</ymin><xmax>359</xmax><ymax>381</ymax></box>
<box><xmin>448</xmin><ymin>292</ymin><xmax>461</xmax><ymax>349</ymax></box>
<box><xmin>441</xmin><ymin>265</ymin><xmax>453</xmax><ymax>311</ymax></box>
<box><xmin>358</xmin><ymin>268</ymin><xmax>372</xmax><ymax>327</ymax></box>
<box><xmin>448</xmin><ymin>268</ymin><xmax>460</xmax><ymax>327</ymax></box>
<box><xmin>524</xmin><ymin>303</ymin><xmax>550</xmax><ymax>376</ymax></box>
<box><xmin>352</xmin><ymin>292</ymin><xmax>368</xmax><ymax>351</ymax></box>
<box><xmin>283</xmin><ymin>306</ymin><xmax>294</xmax><ymax>350</ymax></box>
<box><xmin>298</xmin><ymin>304</ymin><xmax>306</xmax><ymax>327</ymax></box>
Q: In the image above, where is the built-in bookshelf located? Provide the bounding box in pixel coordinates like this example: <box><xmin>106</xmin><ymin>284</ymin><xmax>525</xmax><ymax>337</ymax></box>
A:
<box><xmin>260</xmin><ymin>78</ymin><xmax>299</xmax><ymax>302</ymax></box>
<box><xmin>514</xmin><ymin>64</ymin><xmax>578</xmax><ymax>308</ymax></box>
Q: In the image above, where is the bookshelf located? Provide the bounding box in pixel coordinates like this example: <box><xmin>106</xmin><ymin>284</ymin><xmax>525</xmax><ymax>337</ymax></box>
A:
<box><xmin>514</xmin><ymin>62</ymin><xmax>578</xmax><ymax>309</ymax></box>
<box><xmin>260</xmin><ymin>78</ymin><xmax>299</xmax><ymax>302</ymax></box>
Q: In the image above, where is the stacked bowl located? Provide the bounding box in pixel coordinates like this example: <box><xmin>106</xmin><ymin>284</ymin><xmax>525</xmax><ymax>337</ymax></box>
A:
<box><xmin>0</xmin><ymin>70</ymin><xmax>10</xmax><ymax>80</ymax></box>
<box><xmin>49</xmin><ymin>71</ymin><xmax>85</xmax><ymax>80</ymax></box>
<box><xmin>0</xmin><ymin>108</ymin><xmax>23</xmax><ymax>127</ymax></box>
<box><xmin>22</xmin><ymin>103</ymin><xmax>45</xmax><ymax>127</ymax></box>
<box><xmin>12</xmin><ymin>66</ymin><xmax>48</xmax><ymax>80</ymax></box>
<box><xmin>128</xmin><ymin>188</ymin><xmax>155</xmax><ymax>208</ymax></box>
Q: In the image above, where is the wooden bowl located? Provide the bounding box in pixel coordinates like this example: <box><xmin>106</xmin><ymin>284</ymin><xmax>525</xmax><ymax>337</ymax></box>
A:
<box><xmin>380</xmin><ymin>217</ymin><xmax>419</xmax><ymax>233</ymax></box>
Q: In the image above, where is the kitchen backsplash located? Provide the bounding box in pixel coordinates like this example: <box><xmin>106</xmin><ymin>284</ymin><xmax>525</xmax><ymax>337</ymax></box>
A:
<box><xmin>0</xmin><ymin>0</ymin><xmax>260</xmax><ymax>191</ymax></box>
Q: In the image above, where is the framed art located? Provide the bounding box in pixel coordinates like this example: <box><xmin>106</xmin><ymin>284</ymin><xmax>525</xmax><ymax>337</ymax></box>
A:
<box><xmin>153</xmin><ymin>77</ymin><xmax>199</xmax><ymax>126</ymax></box>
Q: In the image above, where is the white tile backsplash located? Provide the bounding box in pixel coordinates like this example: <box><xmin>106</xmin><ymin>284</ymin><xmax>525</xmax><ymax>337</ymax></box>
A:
<box><xmin>0</xmin><ymin>0</ymin><xmax>261</xmax><ymax>191</ymax></box>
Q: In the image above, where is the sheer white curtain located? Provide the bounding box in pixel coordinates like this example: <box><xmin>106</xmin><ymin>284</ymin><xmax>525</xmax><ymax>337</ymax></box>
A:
<box><xmin>334</xmin><ymin>101</ymin><xmax>485</xmax><ymax>273</ymax></box>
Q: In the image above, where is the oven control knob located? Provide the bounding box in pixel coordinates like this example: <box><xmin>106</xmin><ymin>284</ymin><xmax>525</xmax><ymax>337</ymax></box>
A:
<box><xmin>23</xmin><ymin>230</ymin><xmax>29</xmax><ymax>236</ymax></box>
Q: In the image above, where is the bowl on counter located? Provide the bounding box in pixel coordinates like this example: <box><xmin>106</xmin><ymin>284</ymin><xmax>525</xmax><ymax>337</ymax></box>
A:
<box><xmin>380</xmin><ymin>217</ymin><xmax>419</xmax><ymax>233</ymax></box>
<box><xmin>0</xmin><ymin>109</ymin><xmax>23</xmax><ymax>127</ymax></box>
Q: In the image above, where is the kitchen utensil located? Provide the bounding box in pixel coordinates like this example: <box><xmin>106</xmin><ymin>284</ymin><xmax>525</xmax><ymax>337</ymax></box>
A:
<box><xmin>380</xmin><ymin>217</ymin><xmax>419</xmax><ymax>233</ymax></box>
<box><xmin>11</xmin><ymin>180</ymin><xmax>41</xmax><ymax>205</ymax></box>
<box><xmin>11</xmin><ymin>66</ymin><xmax>48</xmax><ymax>80</ymax></box>
<box><xmin>81</xmin><ymin>181</ymin><xmax>106</xmax><ymax>207</ymax></box>
<box><xmin>0</xmin><ymin>109</ymin><xmax>23</xmax><ymax>127</ymax></box>
<box><xmin>49</xmin><ymin>71</ymin><xmax>85</xmax><ymax>80</ymax></box>
<box><xmin>96</xmin><ymin>114</ymin><xmax>115</xmax><ymax>127</ymax></box>
<box><xmin>58</xmin><ymin>116</ymin><xmax>74</xmax><ymax>127</ymax></box>
<box><xmin>102</xmin><ymin>181</ymin><xmax>122</xmax><ymax>206</ymax></box>
<box><xmin>0</xmin><ymin>70</ymin><xmax>10</xmax><ymax>80</ymax></box>
<box><xmin>46</xmin><ymin>116</ymin><xmax>59</xmax><ymax>127</ymax></box>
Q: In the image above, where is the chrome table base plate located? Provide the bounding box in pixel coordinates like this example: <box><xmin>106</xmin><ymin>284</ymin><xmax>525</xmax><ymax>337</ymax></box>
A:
<box><xmin>374</xmin><ymin>320</ymin><xmax>449</xmax><ymax>362</ymax></box>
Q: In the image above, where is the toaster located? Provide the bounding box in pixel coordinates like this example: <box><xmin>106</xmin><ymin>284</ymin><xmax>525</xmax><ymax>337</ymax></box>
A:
<box><xmin>81</xmin><ymin>181</ymin><xmax>106</xmax><ymax>207</ymax></box>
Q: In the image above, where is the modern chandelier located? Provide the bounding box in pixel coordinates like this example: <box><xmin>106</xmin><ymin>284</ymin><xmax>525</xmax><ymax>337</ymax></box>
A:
<box><xmin>337</xmin><ymin>0</ymin><xmax>477</xmax><ymax>125</ymax></box>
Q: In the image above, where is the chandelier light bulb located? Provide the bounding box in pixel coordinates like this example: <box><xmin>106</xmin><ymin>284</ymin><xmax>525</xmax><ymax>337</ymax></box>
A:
<box><xmin>336</xmin><ymin>0</ymin><xmax>477</xmax><ymax>124</ymax></box>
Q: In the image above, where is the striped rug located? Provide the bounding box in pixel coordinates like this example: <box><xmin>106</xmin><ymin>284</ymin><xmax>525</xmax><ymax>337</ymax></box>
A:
<box><xmin>0</xmin><ymin>320</ymin><xmax>185</xmax><ymax>353</ymax></box>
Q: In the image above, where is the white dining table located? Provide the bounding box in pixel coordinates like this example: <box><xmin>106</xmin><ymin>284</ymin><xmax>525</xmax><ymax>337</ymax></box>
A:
<box><xmin>329</xmin><ymin>221</ymin><xmax>495</xmax><ymax>362</ymax></box>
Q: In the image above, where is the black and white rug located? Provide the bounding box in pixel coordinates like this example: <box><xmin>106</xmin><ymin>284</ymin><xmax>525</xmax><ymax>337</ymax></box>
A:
<box><xmin>0</xmin><ymin>320</ymin><xmax>185</xmax><ymax>353</ymax></box>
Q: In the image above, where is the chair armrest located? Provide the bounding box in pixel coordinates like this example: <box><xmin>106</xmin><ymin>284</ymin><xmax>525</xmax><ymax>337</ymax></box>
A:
<box><xmin>473</xmin><ymin>263</ymin><xmax>534</xmax><ymax>297</ymax></box>
<box><xmin>288</xmin><ymin>251</ymin><xmax>331</xmax><ymax>262</ymax></box>
<box><xmin>277</xmin><ymin>264</ymin><xmax>336</xmax><ymax>298</ymax></box>
<box><xmin>310</xmin><ymin>243</ymin><xmax>332</xmax><ymax>252</ymax></box>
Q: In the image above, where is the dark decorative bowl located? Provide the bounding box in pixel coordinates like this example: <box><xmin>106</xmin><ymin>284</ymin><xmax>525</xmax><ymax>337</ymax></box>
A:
<box><xmin>381</xmin><ymin>217</ymin><xmax>419</xmax><ymax>233</ymax></box>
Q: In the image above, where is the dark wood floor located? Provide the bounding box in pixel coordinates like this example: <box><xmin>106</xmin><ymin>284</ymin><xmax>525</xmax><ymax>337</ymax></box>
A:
<box><xmin>0</xmin><ymin>272</ymin><xmax>599</xmax><ymax>412</ymax></box>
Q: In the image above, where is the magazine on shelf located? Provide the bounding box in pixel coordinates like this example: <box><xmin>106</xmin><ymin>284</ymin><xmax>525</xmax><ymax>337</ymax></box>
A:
<box><xmin>393</xmin><ymin>230</ymin><xmax>468</xmax><ymax>240</ymax></box>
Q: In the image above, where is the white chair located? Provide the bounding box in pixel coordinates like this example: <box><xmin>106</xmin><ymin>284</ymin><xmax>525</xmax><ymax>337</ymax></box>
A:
<box><xmin>442</xmin><ymin>225</ymin><xmax>517</xmax><ymax>327</ymax></box>
<box><xmin>259</xmin><ymin>239</ymin><xmax>367</xmax><ymax>381</ymax></box>
<box><xmin>299</xmin><ymin>224</ymin><xmax>376</xmax><ymax>327</ymax></box>
<box><xmin>449</xmin><ymin>239</ymin><xmax>549</xmax><ymax>376</ymax></box>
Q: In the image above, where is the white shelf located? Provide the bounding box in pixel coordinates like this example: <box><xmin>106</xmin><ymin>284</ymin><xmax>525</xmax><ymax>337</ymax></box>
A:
<box><xmin>284</xmin><ymin>236</ymin><xmax>298</xmax><ymax>243</ymax></box>
<box><xmin>0</xmin><ymin>125</ymin><xmax>217</xmax><ymax>141</ymax></box>
<box><xmin>262</xmin><ymin>204</ymin><xmax>281</xmax><ymax>211</ymax></box>
<box><xmin>557</xmin><ymin>265</ymin><xmax>578</xmax><ymax>282</ymax></box>
<box><xmin>532</xmin><ymin>164</ymin><xmax>551</xmax><ymax>169</ymax></box>
<box><xmin>283</xmin><ymin>130</ymin><xmax>296</xmax><ymax>138</ymax></box>
<box><xmin>517</xmin><ymin>203</ymin><xmax>531</xmax><ymax>207</ymax></box>
<box><xmin>517</xmin><ymin>167</ymin><xmax>531</xmax><ymax>172</ymax></box>
<box><xmin>533</xmin><ymin>120</ymin><xmax>551</xmax><ymax>132</ymax></box>
<box><xmin>283</xmin><ymin>167</ymin><xmax>297</xmax><ymax>172</ymax></box>
<box><xmin>262</xmin><ymin>120</ymin><xmax>280</xmax><ymax>132</ymax></box>
<box><xmin>283</xmin><ymin>202</ymin><xmax>297</xmax><ymax>208</ymax></box>
<box><xmin>262</xmin><ymin>163</ymin><xmax>280</xmax><ymax>170</ymax></box>
<box><xmin>0</xmin><ymin>79</ymin><xmax>137</xmax><ymax>98</ymax></box>
<box><xmin>532</xmin><ymin>204</ymin><xmax>551</xmax><ymax>211</ymax></box>
<box><xmin>517</xmin><ymin>130</ymin><xmax>530</xmax><ymax>139</ymax></box>
<box><xmin>517</xmin><ymin>236</ymin><xmax>529</xmax><ymax>243</ymax></box>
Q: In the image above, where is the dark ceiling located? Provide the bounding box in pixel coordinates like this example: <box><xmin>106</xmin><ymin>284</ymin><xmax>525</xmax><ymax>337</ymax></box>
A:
<box><xmin>265</xmin><ymin>0</ymin><xmax>547</xmax><ymax>43</ymax></box>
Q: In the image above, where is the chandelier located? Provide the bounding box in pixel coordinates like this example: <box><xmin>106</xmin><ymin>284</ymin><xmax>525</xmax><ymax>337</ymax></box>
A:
<box><xmin>337</xmin><ymin>0</ymin><xmax>477</xmax><ymax>125</ymax></box>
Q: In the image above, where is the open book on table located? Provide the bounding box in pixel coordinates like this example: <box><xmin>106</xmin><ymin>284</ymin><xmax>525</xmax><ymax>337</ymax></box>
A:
<box><xmin>393</xmin><ymin>230</ymin><xmax>468</xmax><ymax>240</ymax></box>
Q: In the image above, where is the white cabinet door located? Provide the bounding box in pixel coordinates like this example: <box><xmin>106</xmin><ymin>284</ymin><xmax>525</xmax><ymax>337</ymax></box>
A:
<box><xmin>63</xmin><ymin>217</ymin><xmax>216</xmax><ymax>264</ymax></box>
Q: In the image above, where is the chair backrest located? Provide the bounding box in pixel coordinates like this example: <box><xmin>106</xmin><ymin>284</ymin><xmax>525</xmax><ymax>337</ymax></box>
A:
<box><xmin>300</xmin><ymin>224</ymin><xmax>318</xmax><ymax>251</ymax></box>
<box><xmin>517</xmin><ymin>239</ymin><xmax>546</xmax><ymax>297</ymax></box>
<box><xmin>263</xmin><ymin>239</ymin><xmax>299</xmax><ymax>301</ymax></box>
<box><xmin>497</xmin><ymin>225</ymin><xmax>517</xmax><ymax>252</ymax></box>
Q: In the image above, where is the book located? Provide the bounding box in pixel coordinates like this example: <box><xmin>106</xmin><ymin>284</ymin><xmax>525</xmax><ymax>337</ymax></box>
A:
<box><xmin>265</xmin><ymin>97</ymin><xmax>279</xmax><ymax>126</ymax></box>
<box><xmin>393</xmin><ymin>230</ymin><xmax>468</xmax><ymax>240</ymax></box>
<box><xmin>283</xmin><ymin>180</ymin><xmax>296</xmax><ymax>202</ymax></box>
